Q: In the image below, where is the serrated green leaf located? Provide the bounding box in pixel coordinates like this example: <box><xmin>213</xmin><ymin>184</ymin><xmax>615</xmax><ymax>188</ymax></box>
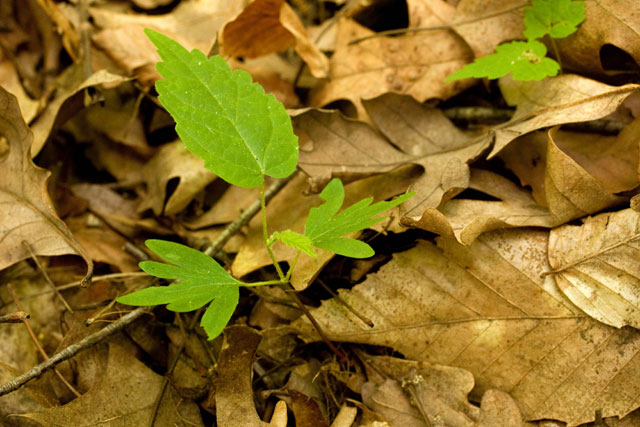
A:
<box><xmin>304</xmin><ymin>179</ymin><xmax>414</xmax><ymax>258</ymax></box>
<box><xmin>271</xmin><ymin>230</ymin><xmax>317</xmax><ymax>257</ymax></box>
<box><xmin>446</xmin><ymin>40</ymin><xmax>560</xmax><ymax>82</ymax></box>
<box><xmin>116</xmin><ymin>239</ymin><xmax>242</xmax><ymax>339</ymax></box>
<box><xmin>145</xmin><ymin>29</ymin><xmax>298</xmax><ymax>189</ymax></box>
<box><xmin>524</xmin><ymin>0</ymin><xmax>585</xmax><ymax>40</ymax></box>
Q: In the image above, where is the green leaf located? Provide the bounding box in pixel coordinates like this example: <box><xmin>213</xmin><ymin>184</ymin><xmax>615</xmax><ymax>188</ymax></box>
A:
<box><xmin>446</xmin><ymin>40</ymin><xmax>560</xmax><ymax>82</ymax></box>
<box><xmin>271</xmin><ymin>230</ymin><xmax>317</xmax><ymax>257</ymax></box>
<box><xmin>116</xmin><ymin>239</ymin><xmax>242</xmax><ymax>339</ymax></box>
<box><xmin>304</xmin><ymin>179</ymin><xmax>414</xmax><ymax>258</ymax></box>
<box><xmin>145</xmin><ymin>29</ymin><xmax>298</xmax><ymax>189</ymax></box>
<box><xmin>524</xmin><ymin>0</ymin><xmax>585</xmax><ymax>40</ymax></box>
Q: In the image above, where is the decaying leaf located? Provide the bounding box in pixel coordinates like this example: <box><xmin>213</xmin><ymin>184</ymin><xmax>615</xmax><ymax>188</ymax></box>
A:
<box><xmin>292</xmin><ymin>228</ymin><xmax>640</xmax><ymax>425</ymax></box>
<box><xmin>0</xmin><ymin>87</ymin><xmax>93</xmax><ymax>285</ymax></box>
<box><xmin>487</xmin><ymin>74</ymin><xmax>639</xmax><ymax>157</ymax></box>
<box><xmin>21</xmin><ymin>343</ymin><xmax>203</xmax><ymax>426</ymax></box>
<box><xmin>548</xmin><ymin>208</ymin><xmax>640</xmax><ymax>329</ymax></box>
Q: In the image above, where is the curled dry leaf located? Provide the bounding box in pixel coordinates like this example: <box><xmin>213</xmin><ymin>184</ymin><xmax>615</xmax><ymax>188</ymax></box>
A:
<box><xmin>292</xmin><ymin>228</ymin><xmax>640</xmax><ymax>426</ymax></box>
<box><xmin>0</xmin><ymin>87</ymin><xmax>93</xmax><ymax>285</ymax></box>
<box><xmin>548</xmin><ymin>208</ymin><xmax>640</xmax><ymax>329</ymax></box>
<box><xmin>415</xmin><ymin>168</ymin><xmax>556</xmax><ymax>245</ymax></box>
<box><xmin>220</xmin><ymin>0</ymin><xmax>329</xmax><ymax>78</ymax></box>
<box><xmin>487</xmin><ymin>74</ymin><xmax>639</xmax><ymax>158</ymax></box>
<box><xmin>309</xmin><ymin>19</ymin><xmax>473</xmax><ymax>116</ymax></box>
<box><xmin>138</xmin><ymin>140</ymin><xmax>216</xmax><ymax>216</ymax></box>
<box><xmin>555</xmin><ymin>0</ymin><xmax>640</xmax><ymax>74</ymax></box>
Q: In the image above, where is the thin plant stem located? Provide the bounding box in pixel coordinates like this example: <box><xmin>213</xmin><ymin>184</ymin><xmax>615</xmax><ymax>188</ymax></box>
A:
<box><xmin>285</xmin><ymin>250</ymin><xmax>302</xmax><ymax>282</ymax></box>
<box><xmin>261</xmin><ymin>181</ymin><xmax>286</xmax><ymax>281</ymax></box>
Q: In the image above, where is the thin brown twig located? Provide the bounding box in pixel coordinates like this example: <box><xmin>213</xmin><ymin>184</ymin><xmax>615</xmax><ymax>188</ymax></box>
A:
<box><xmin>0</xmin><ymin>311</ymin><xmax>30</xmax><ymax>323</ymax></box>
<box><xmin>317</xmin><ymin>279</ymin><xmax>374</xmax><ymax>327</ymax></box>
<box><xmin>22</xmin><ymin>240</ymin><xmax>73</xmax><ymax>313</ymax></box>
<box><xmin>0</xmin><ymin>306</ymin><xmax>150</xmax><ymax>396</ymax></box>
<box><xmin>6</xmin><ymin>284</ymin><xmax>81</xmax><ymax>398</ymax></box>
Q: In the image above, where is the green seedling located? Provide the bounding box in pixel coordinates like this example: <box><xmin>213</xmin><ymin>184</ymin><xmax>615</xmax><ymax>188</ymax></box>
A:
<box><xmin>117</xmin><ymin>30</ymin><xmax>414</xmax><ymax>339</ymax></box>
<box><xmin>447</xmin><ymin>0</ymin><xmax>585</xmax><ymax>82</ymax></box>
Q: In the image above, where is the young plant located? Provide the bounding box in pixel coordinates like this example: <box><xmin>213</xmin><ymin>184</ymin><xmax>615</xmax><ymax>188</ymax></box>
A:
<box><xmin>117</xmin><ymin>30</ymin><xmax>414</xmax><ymax>339</ymax></box>
<box><xmin>447</xmin><ymin>0</ymin><xmax>586</xmax><ymax>82</ymax></box>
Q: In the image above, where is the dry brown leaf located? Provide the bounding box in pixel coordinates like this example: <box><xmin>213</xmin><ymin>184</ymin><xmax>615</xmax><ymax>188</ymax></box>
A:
<box><xmin>478</xmin><ymin>389</ymin><xmax>529</xmax><ymax>427</ymax></box>
<box><xmin>362</xmin><ymin>94</ymin><xmax>488</xmax><ymax>220</ymax></box>
<box><xmin>292</xmin><ymin>228</ymin><xmax>640</xmax><ymax>425</ymax></box>
<box><xmin>185</xmin><ymin>185</ymin><xmax>259</xmax><ymax>229</ymax></box>
<box><xmin>0</xmin><ymin>59</ymin><xmax>39</xmax><ymax>123</ymax></box>
<box><xmin>309</xmin><ymin>18</ymin><xmax>473</xmax><ymax>116</ymax></box>
<box><xmin>21</xmin><ymin>343</ymin><xmax>204</xmax><ymax>426</ymax></box>
<box><xmin>29</xmin><ymin>62</ymin><xmax>127</xmax><ymax>157</ymax></box>
<box><xmin>0</xmin><ymin>87</ymin><xmax>93</xmax><ymax>284</ymax></box>
<box><xmin>547</xmin><ymin>208</ymin><xmax>640</xmax><ymax>329</ymax></box>
<box><xmin>555</xmin><ymin>0</ymin><xmax>640</xmax><ymax>74</ymax></box>
<box><xmin>361</xmin><ymin>355</ymin><xmax>479</xmax><ymax>426</ymax></box>
<box><xmin>415</xmin><ymin>168</ymin><xmax>556</xmax><ymax>245</ymax></box>
<box><xmin>220</xmin><ymin>0</ymin><xmax>329</xmax><ymax>78</ymax></box>
<box><xmin>545</xmin><ymin>127</ymin><xmax>625</xmax><ymax>224</ymax></box>
<box><xmin>451</xmin><ymin>0</ymin><xmax>526</xmax><ymax>58</ymax></box>
<box><xmin>217</xmin><ymin>326</ymin><xmax>287</xmax><ymax>427</ymax></box>
<box><xmin>138</xmin><ymin>140</ymin><xmax>216</xmax><ymax>216</ymax></box>
<box><xmin>487</xmin><ymin>74</ymin><xmax>639</xmax><ymax>158</ymax></box>
<box><xmin>231</xmin><ymin>165</ymin><xmax>420</xmax><ymax>290</ymax></box>
<box><xmin>90</xmin><ymin>0</ymin><xmax>243</xmax><ymax>84</ymax></box>
<box><xmin>330</xmin><ymin>405</ymin><xmax>358</xmax><ymax>427</ymax></box>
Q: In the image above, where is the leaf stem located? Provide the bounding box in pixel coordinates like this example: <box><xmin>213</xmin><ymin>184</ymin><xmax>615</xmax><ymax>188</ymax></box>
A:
<box><xmin>261</xmin><ymin>180</ymin><xmax>286</xmax><ymax>281</ymax></box>
<box><xmin>243</xmin><ymin>279</ymin><xmax>286</xmax><ymax>287</ymax></box>
<box><xmin>285</xmin><ymin>250</ymin><xmax>302</xmax><ymax>282</ymax></box>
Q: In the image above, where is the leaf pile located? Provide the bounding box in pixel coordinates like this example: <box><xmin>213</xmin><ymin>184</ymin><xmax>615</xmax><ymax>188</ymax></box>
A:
<box><xmin>2</xmin><ymin>0</ymin><xmax>640</xmax><ymax>426</ymax></box>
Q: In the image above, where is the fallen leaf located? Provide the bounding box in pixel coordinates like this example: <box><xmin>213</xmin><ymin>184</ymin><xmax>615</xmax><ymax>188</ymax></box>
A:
<box><xmin>22</xmin><ymin>343</ymin><xmax>204</xmax><ymax>426</ymax></box>
<box><xmin>451</xmin><ymin>0</ymin><xmax>526</xmax><ymax>58</ymax></box>
<box><xmin>555</xmin><ymin>0</ymin><xmax>640</xmax><ymax>74</ymax></box>
<box><xmin>478</xmin><ymin>389</ymin><xmax>529</xmax><ymax>427</ymax></box>
<box><xmin>29</xmin><ymin>62</ymin><xmax>127</xmax><ymax>157</ymax></box>
<box><xmin>545</xmin><ymin>127</ymin><xmax>625</xmax><ymax>224</ymax></box>
<box><xmin>0</xmin><ymin>87</ymin><xmax>93</xmax><ymax>284</ymax></box>
<box><xmin>184</xmin><ymin>185</ymin><xmax>259</xmax><ymax>229</ymax></box>
<box><xmin>292</xmin><ymin>228</ymin><xmax>640</xmax><ymax>425</ymax></box>
<box><xmin>309</xmin><ymin>18</ymin><xmax>473</xmax><ymax>116</ymax></box>
<box><xmin>138</xmin><ymin>140</ymin><xmax>216</xmax><ymax>216</ymax></box>
<box><xmin>0</xmin><ymin>59</ymin><xmax>39</xmax><ymax>123</ymax></box>
<box><xmin>487</xmin><ymin>74</ymin><xmax>639</xmax><ymax>158</ymax></box>
<box><xmin>216</xmin><ymin>325</ymin><xmax>287</xmax><ymax>427</ymax></box>
<box><xmin>415</xmin><ymin>168</ymin><xmax>556</xmax><ymax>245</ymax></box>
<box><xmin>547</xmin><ymin>208</ymin><xmax>640</xmax><ymax>329</ymax></box>
<box><xmin>220</xmin><ymin>0</ymin><xmax>329</xmax><ymax>78</ymax></box>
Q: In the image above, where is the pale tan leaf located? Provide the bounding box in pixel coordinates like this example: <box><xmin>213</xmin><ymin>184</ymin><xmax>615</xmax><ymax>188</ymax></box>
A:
<box><xmin>0</xmin><ymin>60</ymin><xmax>39</xmax><ymax>123</ymax></box>
<box><xmin>309</xmin><ymin>19</ymin><xmax>473</xmax><ymax>115</ymax></box>
<box><xmin>555</xmin><ymin>0</ymin><xmax>640</xmax><ymax>74</ymax></box>
<box><xmin>488</xmin><ymin>74</ymin><xmax>639</xmax><ymax>158</ymax></box>
<box><xmin>545</xmin><ymin>127</ymin><xmax>625</xmax><ymax>224</ymax></box>
<box><xmin>478</xmin><ymin>390</ymin><xmax>529</xmax><ymax>427</ymax></box>
<box><xmin>0</xmin><ymin>88</ymin><xmax>93</xmax><ymax>284</ymax></box>
<box><xmin>548</xmin><ymin>208</ymin><xmax>640</xmax><ymax>329</ymax></box>
<box><xmin>138</xmin><ymin>140</ymin><xmax>216</xmax><ymax>216</ymax></box>
<box><xmin>291</xmin><ymin>228</ymin><xmax>640</xmax><ymax>425</ymax></box>
<box><xmin>414</xmin><ymin>168</ymin><xmax>556</xmax><ymax>245</ymax></box>
<box><xmin>22</xmin><ymin>344</ymin><xmax>203</xmax><ymax>426</ymax></box>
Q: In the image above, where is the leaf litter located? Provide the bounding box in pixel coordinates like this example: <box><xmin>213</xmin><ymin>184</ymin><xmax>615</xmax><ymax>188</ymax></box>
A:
<box><xmin>2</xmin><ymin>0</ymin><xmax>640</xmax><ymax>426</ymax></box>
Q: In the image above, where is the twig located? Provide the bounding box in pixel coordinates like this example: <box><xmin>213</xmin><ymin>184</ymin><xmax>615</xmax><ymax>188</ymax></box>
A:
<box><xmin>7</xmin><ymin>284</ymin><xmax>81</xmax><ymax>398</ymax></box>
<box><xmin>0</xmin><ymin>306</ymin><xmax>149</xmax><ymax>396</ymax></box>
<box><xmin>203</xmin><ymin>172</ymin><xmax>297</xmax><ymax>259</ymax></box>
<box><xmin>22</xmin><ymin>240</ymin><xmax>73</xmax><ymax>313</ymax></box>
<box><xmin>317</xmin><ymin>279</ymin><xmax>373</xmax><ymax>327</ymax></box>
<box><xmin>0</xmin><ymin>311</ymin><xmax>30</xmax><ymax>323</ymax></box>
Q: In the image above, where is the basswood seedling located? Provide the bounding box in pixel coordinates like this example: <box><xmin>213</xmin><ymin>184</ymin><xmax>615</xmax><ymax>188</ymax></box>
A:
<box><xmin>447</xmin><ymin>0</ymin><xmax>585</xmax><ymax>82</ymax></box>
<box><xmin>117</xmin><ymin>30</ymin><xmax>414</xmax><ymax>339</ymax></box>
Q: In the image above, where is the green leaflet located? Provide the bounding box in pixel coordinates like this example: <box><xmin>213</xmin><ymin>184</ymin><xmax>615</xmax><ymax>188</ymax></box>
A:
<box><xmin>304</xmin><ymin>179</ymin><xmax>414</xmax><ymax>258</ymax></box>
<box><xmin>446</xmin><ymin>40</ymin><xmax>560</xmax><ymax>82</ymax></box>
<box><xmin>146</xmin><ymin>29</ymin><xmax>298</xmax><ymax>189</ymax></box>
<box><xmin>524</xmin><ymin>0</ymin><xmax>586</xmax><ymax>40</ymax></box>
<box><xmin>116</xmin><ymin>240</ymin><xmax>242</xmax><ymax>339</ymax></box>
<box><xmin>270</xmin><ymin>230</ymin><xmax>317</xmax><ymax>257</ymax></box>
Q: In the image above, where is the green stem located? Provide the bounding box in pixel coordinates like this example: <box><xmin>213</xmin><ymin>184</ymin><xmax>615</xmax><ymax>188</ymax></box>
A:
<box><xmin>285</xmin><ymin>250</ymin><xmax>302</xmax><ymax>282</ymax></box>
<box><xmin>261</xmin><ymin>181</ymin><xmax>286</xmax><ymax>281</ymax></box>
<box><xmin>244</xmin><ymin>279</ymin><xmax>286</xmax><ymax>287</ymax></box>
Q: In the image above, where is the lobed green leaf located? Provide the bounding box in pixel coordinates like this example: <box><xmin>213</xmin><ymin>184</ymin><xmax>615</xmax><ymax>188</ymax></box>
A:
<box><xmin>304</xmin><ymin>179</ymin><xmax>414</xmax><ymax>258</ymax></box>
<box><xmin>146</xmin><ymin>29</ymin><xmax>298</xmax><ymax>189</ymax></box>
<box><xmin>271</xmin><ymin>230</ymin><xmax>317</xmax><ymax>257</ymax></box>
<box><xmin>523</xmin><ymin>0</ymin><xmax>586</xmax><ymax>40</ymax></box>
<box><xmin>446</xmin><ymin>40</ymin><xmax>560</xmax><ymax>82</ymax></box>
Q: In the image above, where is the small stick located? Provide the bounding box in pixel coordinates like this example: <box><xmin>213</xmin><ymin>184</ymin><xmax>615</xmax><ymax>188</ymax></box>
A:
<box><xmin>317</xmin><ymin>279</ymin><xmax>374</xmax><ymax>327</ymax></box>
<box><xmin>0</xmin><ymin>311</ymin><xmax>30</xmax><ymax>323</ymax></box>
<box><xmin>22</xmin><ymin>240</ymin><xmax>73</xmax><ymax>313</ymax></box>
<box><xmin>7</xmin><ymin>284</ymin><xmax>81</xmax><ymax>398</ymax></box>
<box><xmin>0</xmin><ymin>306</ymin><xmax>149</xmax><ymax>396</ymax></box>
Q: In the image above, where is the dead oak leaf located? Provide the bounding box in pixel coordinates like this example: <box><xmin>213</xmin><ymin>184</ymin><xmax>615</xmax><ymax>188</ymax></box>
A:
<box><xmin>0</xmin><ymin>88</ymin><xmax>93</xmax><ymax>285</ymax></box>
